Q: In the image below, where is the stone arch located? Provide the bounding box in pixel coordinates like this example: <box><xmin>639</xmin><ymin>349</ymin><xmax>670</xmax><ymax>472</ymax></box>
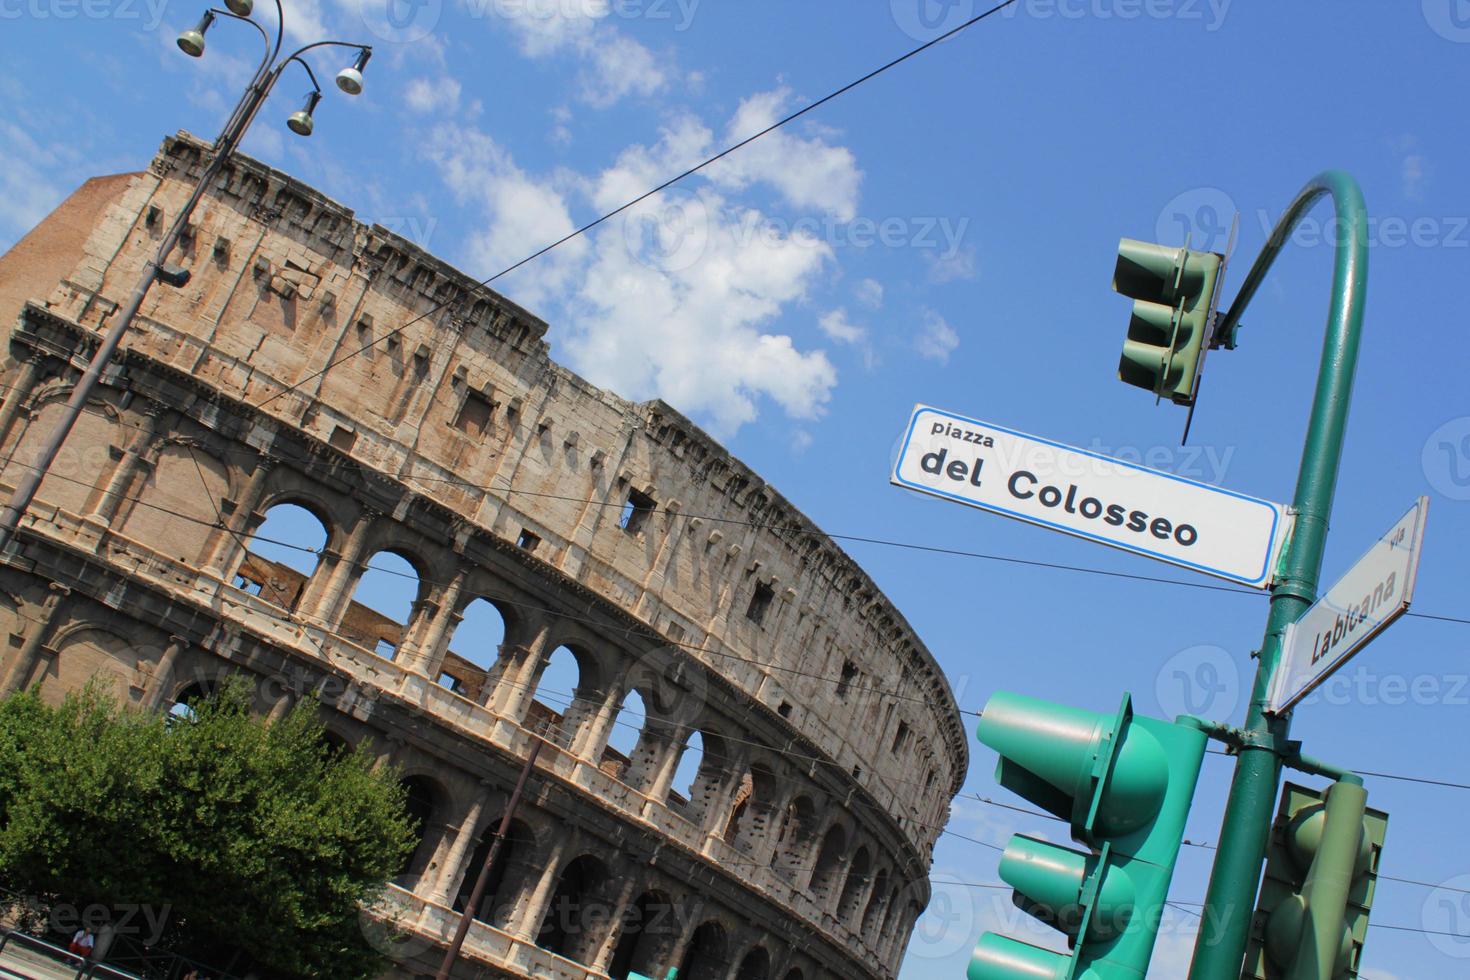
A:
<box><xmin>608</xmin><ymin>889</ymin><xmax>679</xmax><ymax>980</ymax></box>
<box><xmin>808</xmin><ymin>823</ymin><xmax>849</xmax><ymax>908</ymax></box>
<box><xmin>118</xmin><ymin>442</ymin><xmax>231</xmax><ymax>562</ymax></box>
<box><xmin>438</xmin><ymin>595</ymin><xmax>510</xmax><ymax>699</ymax></box>
<box><xmin>781</xmin><ymin>970</ymin><xmax>805</xmax><ymax>980</ymax></box>
<box><xmin>0</xmin><ymin>394</ymin><xmax>119</xmax><ymax>517</ymax></box>
<box><xmin>234</xmin><ymin>501</ymin><xmax>329</xmax><ymax>611</ymax></box>
<box><xmin>836</xmin><ymin>845</ymin><xmax>872</xmax><ymax>925</ymax></box>
<box><xmin>454</xmin><ymin>815</ymin><xmax>537</xmax><ymax>930</ymax></box>
<box><xmin>398</xmin><ymin>774</ymin><xmax>445</xmax><ymax>879</ymax></box>
<box><xmin>527</xmin><ymin>640</ymin><xmax>602</xmax><ymax>745</ymax></box>
<box><xmin>37</xmin><ymin>626</ymin><xmax>138</xmax><ymax>707</ymax></box>
<box><xmin>877</xmin><ymin>885</ymin><xmax>903</xmax><ymax>954</ymax></box>
<box><xmin>861</xmin><ymin>867</ymin><xmax>891</xmax><ymax>940</ymax></box>
<box><xmin>772</xmin><ymin>795</ymin><xmax>819</xmax><ymax>881</ymax></box>
<box><xmin>725</xmin><ymin>762</ymin><xmax>778</xmax><ymax>853</ymax></box>
<box><xmin>535</xmin><ymin>852</ymin><xmax>613</xmax><ymax>964</ymax></box>
<box><xmin>252</xmin><ymin>483</ymin><xmax>347</xmax><ymax>553</ymax></box>
<box><xmin>735</xmin><ymin>945</ymin><xmax>771</xmax><ymax>980</ymax></box>
<box><xmin>669</xmin><ymin>725</ymin><xmax>733</xmax><ymax>827</ymax></box>
<box><xmin>677</xmin><ymin>921</ymin><xmax>728</xmax><ymax>980</ymax></box>
<box><xmin>345</xmin><ymin>548</ymin><xmax>424</xmax><ymax>660</ymax></box>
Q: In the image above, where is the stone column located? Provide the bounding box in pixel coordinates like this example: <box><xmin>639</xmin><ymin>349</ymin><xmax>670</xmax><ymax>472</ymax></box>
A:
<box><xmin>508</xmin><ymin>834</ymin><xmax>570</xmax><ymax>941</ymax></box>
<box><xmin>570</xmin><ymin>676</ymin><xmax>626</xmax><ymax>763</ymax></box>
<box><xmin>88</xmin><ymin>404</ymin><xmax>167</xmax><ymax>525</ymax></box>
<box><xmin>0</xmin><ymin>357</ymin><xmax>41</xmax><ymax>452</ymax></box>
<box><xmin>643</xmin><ymin>732</ymin><xmax>684</xmax><ymax>805</ymax></box>
<box><xmin>430</xmin><ymin>795</ymin><xmax>487</xmax><ymax>907</ymax></box>
<box><xmin>588</xmin><ymin>869</ymin><xmax>640</xmax><ymax>973</ymax></box>
<box><xmin>404</xmin><ymin>568</ymin><xmax>465</xmax><ymax>678</ymax></box>
<box><xmin>660</xmin><ymin>897</ymin><xmax>707</xmax><ymax>978</ymax></box>
<box><xmin>200</xmin><ymin>455</ymin><xmax>277</xmax><ymax>576</ymax></box>
<box><xmin>0</xmin><ymin>583</ymin><xmax>68</xmax><ymax>695</ymax></box>
<box><xmin>304</xmin><ymin>509</ymin><xmax>377</xmax><ymax>627</ymax></box>
<box><xmin>141</xmin><ymin>636</ymin><xmax>188</xmax><ymax>711</ymax></box>
<box><xmin>490</xmin><ymin>620</ymin><xmax>552</xmax><ymax>723</ymax></box>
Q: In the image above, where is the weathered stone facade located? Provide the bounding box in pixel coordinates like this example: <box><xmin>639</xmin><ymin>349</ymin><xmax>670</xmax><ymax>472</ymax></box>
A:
<box><xmin>0</xmin><ymin>133</ymin><xmax>967</xmax><ymax>980</ymax></box>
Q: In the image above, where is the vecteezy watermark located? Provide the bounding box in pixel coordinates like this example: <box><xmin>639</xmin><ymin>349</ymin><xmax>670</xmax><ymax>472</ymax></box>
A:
<box><xmin>463</xmin><ymin>0</ymin><xmax>700</xmax><ymax>30</ymax></box>
<box><xmin>1423</xmin><ymin>0</ymin><xmax>1470</xmax><ymax>43</ymax></box>
<box><xmin>1155</xmin><ymin>187</ymin><xmax>1238</xmax><ymax>254</ymax></box>
<box><xmin>1158</xmin><ymin>186</ymin><xmax>1469</xmax><ymax>253</ymax></box>
<box><xmin>1082</xmin><ymin>438</ymin><xmax>1236</xmax><ymax>484</ymax></box>
<box><xmin>1294</xmin><ymin>665</ymin><xmax>1470</xmax><ymax>710</ymax></box>
<box><xmin>1154</xmin><ymin>643</ymin><xmax>1240</xmax><ymax>721</ymax></box>
<box><xmin>622</xmin><ymin>188</ymin><xmax>710</xmax><ymax>273</ymax></box>
<box><xmin>890</xmin><ymin>0</ymin><xmax>1230</xmax><ymax>39</ymax></box>
<box><xmin>358</xmin><ymin>0</ymin><xmax>443</xmax><ymax>44</ymax></box>
<box><xmin>0</xmin><ymin>0</ymin><xmax>167</xmax><ymax>29</ymax></box>
<box><xmin>376</xmin><ymin>216</ymin><xmax>439</xmax><ymax>250</ymax></box>
<box><xmin>6</xmin><ymin>898</ymin><xmax>173</xmax><ymax>945</ymax></box>
<box><xmin>1422</xmin><ymin>874</ymin><xmax>1470</xmax><ymax>958</ymax></box>
<box><xmin>1422</xmin><ymin>416</ymin><xmax>1470</xmax><ymax>501</ymax></box>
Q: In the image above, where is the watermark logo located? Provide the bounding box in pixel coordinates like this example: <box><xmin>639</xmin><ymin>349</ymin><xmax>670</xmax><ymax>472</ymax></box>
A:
<box><xmin>1155</xmin><ymin>643</ymin><xmax>1239</xmax><ymax>720</ymax></box>
<box><xmin>1424</xmin><ymin>0</ymin><xmax>1470</xmax><ymax>42</ymax></box>
<box><xmin>1422</xmin><ymin>874</ymin><xmax>1470</xmax><ymax>958</ymax></box>
<box><xmin>1422</xmin><ymin>416</ymin><xmax>1470</xmax><ymax>501</ymax></box>
<box><xmin>359</xmin><ymin>0</ymin><xmax>443</xmax><ymax>44</ymax></box>
<box><xmin>1155</xmin><ymin>187</ymin><xmax>1236</xmax><ymax>254</ymax></box>
<box><xmin>891</xmin><ymin>0</ymin><xmax>975</xmax><ymax>41</ymax></box>
<box><xmin>622</xmin><ymin>188</ymin><xmax>710</xmax><ymax>273</ymax></box>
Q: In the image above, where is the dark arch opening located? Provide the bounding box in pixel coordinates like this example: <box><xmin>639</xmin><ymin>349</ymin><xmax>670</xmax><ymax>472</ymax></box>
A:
<box><xmin>678</xmin><ymin>921</ymin><xmax>728</xmax><ymax>980</ymax></box>
<box><xmin>398</xmin><ymin>775</ymin><xmax>440</xmax><ymax>878</ymax></box>
<box><xmin>861</xmin><ymin>867</ymin><xmax>891</xmax><ymax>940</ymax></box>
<box><xmin>735</xmin><ymin>945</ymin><xmax>770</xmax><ymax>980</ymax></box>
<box><xmin>454</xmin><ymin>817</ymin><xmax>535</xmax><ymax>930</ymax></box>
<box><xmin>809</xmin><ymin>824</ymin><xmax>848</xmax><ymax>907</ymax></box>
<box><xmin>837</xmin><ymin>846</ymin><xmax>872</xmax><ymax>924</ymax></box>
<box><xmin>536</xmin><ymin>853</ymin><xmax>612</xmax><ymax>964</ymax></box>
<box><xmin>773</xmin><ymin>795</ymin><xmax>818</xmax><ymax>882</ymax></box>
<box><xmin>607</xmin><ymin>890</ymin><xmax>678</xmax><ymax>980</ymax></box>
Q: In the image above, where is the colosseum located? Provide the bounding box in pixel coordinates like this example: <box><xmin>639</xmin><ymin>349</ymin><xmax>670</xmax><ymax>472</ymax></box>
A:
<box><xmin>0</xmin><ymin>132</ymin><xmax>968</xmax><ymax>980</ymax></box>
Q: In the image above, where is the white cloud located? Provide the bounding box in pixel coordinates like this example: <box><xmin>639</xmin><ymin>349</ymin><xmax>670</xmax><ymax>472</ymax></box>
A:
<box><xmin>493</xmin><ymin>0</ymin><xmax>669</xmax><ymax>106</ymax></box>
<box><xmin>404</xmin><ymin>76</ymin><xmax>463</xmax><ymax>113</ymax></box>
<box><xmin>1402</xmin><ymin>154</ymin><xmax>1426</xmax><ymax>200</ymax></box>
<box><xmin>916</xmin><ymin>311</ymin><xmax>959</xmax><ymax>363</ymax></box>
<box><xmin>0</xmin><ymin>122</ymin><xmax>73</xmax><ymax>247</ymax></box>
<box><xmin>705</xmin><ymin>88</ymin><xmax>862</xmax><ymax>221</ymax></box>
<box><xmin>924</xmin><ymin>243</ymin><xmax>977</xmax><ymax>283</ymax></box>
<box><xmin>818</xmin><ymin>309</ymin><xmax>866</xmax><ymax>345</ymax></box>
<box><xmin>856</xmin><ymin>277</ymin><xmax>884</xmax><ymax>308</ymax></box>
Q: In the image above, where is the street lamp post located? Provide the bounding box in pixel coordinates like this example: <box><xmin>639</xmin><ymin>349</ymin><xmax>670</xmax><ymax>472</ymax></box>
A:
<box><xmin>0</xmin><ymin>1</ymin><xmax>373</xmax><ymax>550</ymax></box>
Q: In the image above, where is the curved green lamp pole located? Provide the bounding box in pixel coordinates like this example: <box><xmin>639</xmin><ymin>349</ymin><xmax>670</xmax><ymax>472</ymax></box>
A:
<box><xmin>1187</xmin><ymin>170</ymin><xmax>1369</xmax><ymax>980</ymax></box>
<box><xmin>0</xmin><ymin>1</ymin><xmax>370</xmax><ymax>550</ymax></box>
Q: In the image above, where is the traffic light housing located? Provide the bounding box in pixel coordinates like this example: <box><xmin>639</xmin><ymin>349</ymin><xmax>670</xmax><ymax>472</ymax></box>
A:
<box><xmin>968</xmin><ymin>692</ymin><xmax>1207</xmax><ymax>980</ymax></box>
<box><xmin>1112</xmin><ymin>239</ymin><xmax>1224</xmax><ymax>406</ymax></box>
<box><xmin>1242</xmin><ymin>780</ymin><xmax>1388</xmax><ymax>980</ymax></box>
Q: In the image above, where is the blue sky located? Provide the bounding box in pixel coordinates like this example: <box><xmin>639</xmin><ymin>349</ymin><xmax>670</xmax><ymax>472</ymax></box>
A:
<box><xmin>5</xmin><ymin>2</ymin><xmax>1470</xmax><ymax>977</ymax></box>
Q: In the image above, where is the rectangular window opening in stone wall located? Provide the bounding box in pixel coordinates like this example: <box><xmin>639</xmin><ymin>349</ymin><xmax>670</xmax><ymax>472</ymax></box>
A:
<box><xmin>453</xmin><ymin>389</ymin><xmax>495</xmax><ymax>437</ymax></box>
<box><xmin>837</xmin><ymin>660</ymin><xmax>858</xmax><ymax>700</ymax></box>
<box><xmin>619</xmin><ymin>488</ymin><xmax>655</xmax><ymax>535</ymax></box>
<box><xmin>891</xmin><ymin>721</ymin><xmax>910</xmax><ymax>755</ymax></box>
<box><xmin>745</xmin><ymin>582</ymin><xmax>774</xmax><ymax>626</ymax></box>
<box><xmin>517</xmin><ymin>529</ymin><xmax>540</xmax><ymax>553</ymax></box>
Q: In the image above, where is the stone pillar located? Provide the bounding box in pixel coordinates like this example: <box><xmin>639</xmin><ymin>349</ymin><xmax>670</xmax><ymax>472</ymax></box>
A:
<box><xmin>401</xmin><ymin>568</ymin><xmax>463</xmax><ymax>675</ymax></box>
<box><xmin>0</xmin><ymin>357</ymin><xmax>41</xmax><ymax>453</ymax></box>
<box><xmin>141</xmin><ymin>636</ymin><xmax>188</xmax><ymax>711</ymax></box>
<box><xmin>200</xmin><ymin>455</ymin><xmax>276</xmax><ymax>576</ymax></box>
<box><xmin>644</xmin><ymin>732</ymin><xmax>684</xmax><ymax>805</ymax></box>
<box><xmin>570</xmin><ymin>676</ymin><xmax>625</xmax><ymax>763</ymax></box>
<box><xmin>508</xmin><ymin>834</ymin><xmax>570</xmax><ymax>941</ymax></box>
<box><xmin>699</xmin><ymin>750</ymin><xmax>749</xmax><ymax>840</ymax></box>
<box><xmin>304</xmin><ymin>509</ymin><xmax>377</xmax><ymax>627</ymax></box>
<box><xmin>430</xmin><ymin>795</ymin><xmax>487</xmax><ymax>907</ymax></box>
<box><xmin>88</xmin><ymin>404</ymin><xmax>166</xmax><ymax>525</ymax></box>
<box><xmin>661</xmin><ymin>897</ymin><xmax>707</xmax><ymax>977</ymax></box>
<box><xmin>0</xmin><ymin>584</ymin><xmax>68</xmax><ymax>695</ymax></box>
<box><xmin>490</xmin><ymin>620</ymin><xmax>552</xmax><ymax>723</ymax></box>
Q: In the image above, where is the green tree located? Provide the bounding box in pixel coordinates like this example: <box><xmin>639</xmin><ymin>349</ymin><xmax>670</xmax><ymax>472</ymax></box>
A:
<box><xmin>0</xmin><ymin>680</ymin><xmax>416</xmax><ymax>978</ymax></box>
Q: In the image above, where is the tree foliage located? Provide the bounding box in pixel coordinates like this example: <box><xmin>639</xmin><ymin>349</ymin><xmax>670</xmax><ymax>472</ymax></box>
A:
<box><xmin>0</xmin><ymin>681</ymin><xmax>416</xmax><ymax>978</ymax></box>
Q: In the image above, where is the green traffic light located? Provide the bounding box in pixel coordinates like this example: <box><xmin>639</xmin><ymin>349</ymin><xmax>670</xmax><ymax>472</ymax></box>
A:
<box><xmin>1111</xmin><ymin>238</ymin><xmax>1223</xmax><ymax>406</ymax></box>
<box><xmin>968</xmin><ymin>692</ymin><xmax>1208</xmax><ymax>980</ymax></box>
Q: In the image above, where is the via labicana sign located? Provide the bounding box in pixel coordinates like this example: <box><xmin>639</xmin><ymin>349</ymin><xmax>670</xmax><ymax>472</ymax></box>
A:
<box><xmin>890</xmin><ymin>404</ymin><xmax>1293</xmax><ymax>589</ymax></box>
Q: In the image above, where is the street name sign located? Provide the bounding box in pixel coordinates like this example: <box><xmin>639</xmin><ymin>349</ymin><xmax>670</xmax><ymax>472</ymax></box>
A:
<box><xmin>1268</xmin><ymin>497</ymin><xmax>1429</xmax><ymax>714</ymax></box>
<box><xmin>890</xmin><ymin>404</ymin><xmax>1292</xmax><ymax>588</ymax></box>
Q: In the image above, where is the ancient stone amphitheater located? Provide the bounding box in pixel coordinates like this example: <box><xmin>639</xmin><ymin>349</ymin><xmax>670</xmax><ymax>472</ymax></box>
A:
<box><xmin>0</xmin><ymin>133</ymin><xmax>967</xmax><ymax>980</ymax></box>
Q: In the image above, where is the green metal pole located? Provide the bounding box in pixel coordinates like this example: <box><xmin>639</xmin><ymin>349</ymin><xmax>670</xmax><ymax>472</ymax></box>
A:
<box><xmin>1186</xmin><ymin>171</ymin><xmax>1369</xmax><ymax>980</ymax></box>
